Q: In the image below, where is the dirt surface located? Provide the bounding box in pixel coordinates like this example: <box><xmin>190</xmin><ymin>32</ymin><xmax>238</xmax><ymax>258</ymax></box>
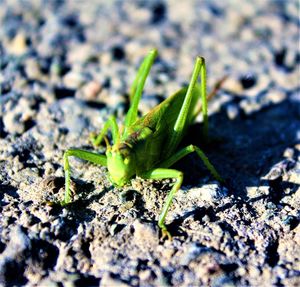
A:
<box><xmin>0</xmin><ymin>1</ymin><xmax>299</xmax><ymax>286</ymax></box>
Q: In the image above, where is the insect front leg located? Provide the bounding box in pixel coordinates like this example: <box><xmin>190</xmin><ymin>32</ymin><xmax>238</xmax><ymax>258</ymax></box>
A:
<box><xmin>63</xmin><ymin>149</ymin><xmax>107</xmax><ymax>205</ymax></box>
<box><xmin>160</xmin><ymin>144</ymin><xmax>223</xmax><ymax>182</ymax></box>
<box><xmin>140</xmin><ymin>168</ymin><xmax>183</xmax><ymax>239</ymax></box>
<box><xmin>90</xmin><ymin>115</ymin><xmax>120</xmax><ymax>147</ymax></box>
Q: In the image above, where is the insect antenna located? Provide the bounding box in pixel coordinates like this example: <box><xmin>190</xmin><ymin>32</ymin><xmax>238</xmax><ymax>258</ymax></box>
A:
<box><xmin>192</xmin><ymin>75</ymin><xmax>228</xmax><ymax>122</ymax></box>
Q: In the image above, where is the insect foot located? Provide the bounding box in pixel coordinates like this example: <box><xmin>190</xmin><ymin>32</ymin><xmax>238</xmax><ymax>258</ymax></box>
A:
<box><xmin>160</xmin><ymin>225</ymin><xmax>173</xmax><ymax>241</ymax></box>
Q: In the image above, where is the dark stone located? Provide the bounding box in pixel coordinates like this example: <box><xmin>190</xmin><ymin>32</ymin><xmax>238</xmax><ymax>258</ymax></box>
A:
<box><xmin>239</xmin><ymin>74</ymin><xmax>257</xmax><ymax>90</ymax></box>
<box><xmin>151</xmin><ymin>2</ymin><xmax>167</xmax><ymax>24</ymax></box>
<box><xmin>111</xmin><ymin>46</ymin><xmax>125</xmax><ymax>61</ymax></box>
<box><xmin>54</xmin><ymin>87</ymin><xmax>76</xmax><ymax>99</ymax></box>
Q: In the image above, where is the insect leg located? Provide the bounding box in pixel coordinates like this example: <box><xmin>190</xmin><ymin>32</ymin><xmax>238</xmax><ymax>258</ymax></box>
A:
<box><xmin>124</xmin><ymin>49</ymin><xmax>157</xmax><ymax>129</ymax></box>
<box><xmin>160</xmin><ymin>144</ymin><xmax>223</xmax><ymax>182</ymax></box>
<box><xmin>90</xmin><ymin>115</ymin><xmax>119</xmax><ymax>147</ymax></box>
<box><xmin>140</xmin><ymin>168</ymin><xmax>183</xmax><ymax>239</ymax></box>
<box><xmin>63</xmin><ymin>149</ymin><xmax>107</xmax><ymax>205</ymax></box>
<box><xmin>167</xmin><ymin>57</ymin><xmax>208</xmax><ymax>153</ymax></box>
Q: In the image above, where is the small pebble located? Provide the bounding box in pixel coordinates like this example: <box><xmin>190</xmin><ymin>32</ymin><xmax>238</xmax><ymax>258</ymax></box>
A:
<box><xmin>282</xmin><ymin>215</ymin><xmax>298</xmax><ymax>228</ymax></box>
<box><xmin>67</xmin><ymin>44</ymin><xmax>95</xmax><ymax>64</ymax></box>
<box><xmin>180</xmin><ymin>243</ymin><xmax>207</xmax><ymax>265</ymax></box>
<box><xmin>132</xmin><ymin>220</ymin><xmax>158</xmax><ymax>248</ymax></box>
<box><xmin>25</xmin><ymin>58</ymin><xmax>42</xmax><ymax>79</ymax></box>
<box><xmin>246</xmin><ymin>186</ymin><xmax>269</xmax><ymax>198</ymax></box>
<box><xmin>222</xmin><ymin>77</ymin><xmax>243</xmax><ymax>94</ymax></box>
<box><xmin>7</xmin><ymin>32</ymin><xmax>28</xmax><ymax>55</ymax></box>
<box><xmin>226</xmin><ymin>104</ymin><xmax>239</xmax><ymax>120</ymax></box>
<box><xmin>189</xmin><ymin>184</ymin><xmax>228</xmax><ymax>203</ymax></box>
<box><xmin>265</xmin><ymin>89</ymin><xmax>286</xmax><ymax>104</ymax></box>
<box><xmin>63</xmin><ymin>70</ymin><xmax>87</xmax><ymax>89</ymax></box>
<box><xmin>139</xmin><ymin>269</ymin><xmax>153</xmax><ymax>281</ymax></box>
<box><xmin>283</xmin><ymin>148</ymin><xmax>294</xmax><ymax>159</ymax></box>
<box><xmin>80</xmin><ymin>81</ymin><xmax>102</xmax><ymax>100</ymax></box>
<box><xmin>101</xmin><ymin>272</ymin><xmax>131</xmax><ymax>287</ymax></box>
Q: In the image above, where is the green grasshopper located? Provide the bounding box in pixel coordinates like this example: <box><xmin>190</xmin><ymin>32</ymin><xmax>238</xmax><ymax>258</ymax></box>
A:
<box><xmin>62</xmin><ymin>49</ymin><xmax>223</xmax><ymax>238</ymax></box>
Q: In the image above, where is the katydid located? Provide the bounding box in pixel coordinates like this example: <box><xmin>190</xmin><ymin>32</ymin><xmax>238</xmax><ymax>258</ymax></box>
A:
<box><xmin>62</xmin><ymin>49</ymin><xmax>224</xmax><ymax>238</ymax></box>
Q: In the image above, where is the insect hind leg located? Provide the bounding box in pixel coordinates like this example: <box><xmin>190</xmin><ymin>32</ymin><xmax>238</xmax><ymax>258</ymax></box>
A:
<box><xmin>159</xmin><ymin>144</ymin><xmax>223</xmax><ymax>182</ymax></box>
<box><xmin>166</xmin><ymin>57</ymin><xmax>208</xmax><ymax>155</ymax></box>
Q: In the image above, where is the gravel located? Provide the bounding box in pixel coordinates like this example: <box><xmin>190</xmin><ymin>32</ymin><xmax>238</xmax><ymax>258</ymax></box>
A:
<box><xmin>0</xmin><ymin>0</ymin><xmax>299</xmax><ymax>286</ymax></box>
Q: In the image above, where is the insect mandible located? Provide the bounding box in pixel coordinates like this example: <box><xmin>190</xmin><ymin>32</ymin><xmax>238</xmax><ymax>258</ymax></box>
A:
<box><xmin>61</xmin><ymin>49</ymin><xmax>224</xmax><ymax>238</ymax></box>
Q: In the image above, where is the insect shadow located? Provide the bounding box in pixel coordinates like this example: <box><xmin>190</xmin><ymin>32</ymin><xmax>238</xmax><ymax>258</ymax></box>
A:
<box><xmin>178</xmin><ymin>99</ymin><xmax>300</xmax><ymax>209</ymax></box>
<box><xmin>170</xmin><ymin>97</ymin><xmax>299</xmax><ymax>229</ymax></box>
<box><xmin>207</xmin><ymin>97</ymin><xmax>299</xmax><ymax>198</ymax></box>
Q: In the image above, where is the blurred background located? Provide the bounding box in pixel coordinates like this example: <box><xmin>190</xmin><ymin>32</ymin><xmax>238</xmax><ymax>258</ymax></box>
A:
<box><xmin>1</xmin><ymin>0</ymin><xmax>298</xmax><ymax>123</ymax></box>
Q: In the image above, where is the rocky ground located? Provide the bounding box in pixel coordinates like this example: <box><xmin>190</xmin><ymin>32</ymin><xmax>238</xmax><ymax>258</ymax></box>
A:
<box><xmin>0</xmin><ymin>0</ymin><xmax>299</xmax><ymax>286</ymax></box>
